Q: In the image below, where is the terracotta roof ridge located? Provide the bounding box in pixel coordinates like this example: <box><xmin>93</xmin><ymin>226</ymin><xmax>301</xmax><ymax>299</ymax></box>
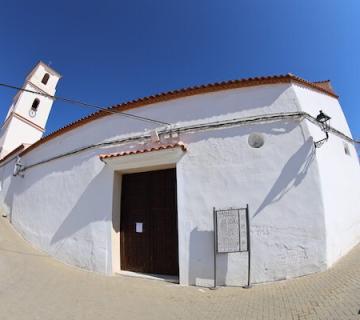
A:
<box><xmin>99</xmin><ymin>142</ymin><xmax>186</xmax><ymax>160</ymax></box>
<box><xmin>310</xmin><ymin>79</ymin><xmax>335</xmax><ymax>95</ymax></box>
<box><xmin>313</xmin><ymin>79</ymin><xmax>331</xmax><ymax>83</ymax></box>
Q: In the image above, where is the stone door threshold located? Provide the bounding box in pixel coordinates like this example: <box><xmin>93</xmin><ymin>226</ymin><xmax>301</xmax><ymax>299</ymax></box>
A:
<box><xmin>116</xmin><ymin>270</ymin><xmax>179</xmax><ymax>283</ymax></box>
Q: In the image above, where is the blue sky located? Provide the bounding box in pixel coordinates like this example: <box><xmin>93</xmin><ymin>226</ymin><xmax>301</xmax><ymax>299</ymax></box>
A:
<box><xmin>0</xmin><ymin>0</ymin><xmax>359</xmax><ymax>141</ymax></box>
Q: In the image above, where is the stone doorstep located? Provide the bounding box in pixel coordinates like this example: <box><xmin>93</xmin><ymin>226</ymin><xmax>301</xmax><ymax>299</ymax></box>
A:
<box><xmin>116</xmin><ymin>270</ymin><xmax>179</xmax><ymax>284</ymax></box>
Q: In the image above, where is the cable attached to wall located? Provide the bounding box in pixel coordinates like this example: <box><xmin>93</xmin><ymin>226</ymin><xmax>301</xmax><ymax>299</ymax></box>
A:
<box><xmin>5</xmin><ymin>111</ymin><xmax>358</xmax><ymax>174</ymax></box>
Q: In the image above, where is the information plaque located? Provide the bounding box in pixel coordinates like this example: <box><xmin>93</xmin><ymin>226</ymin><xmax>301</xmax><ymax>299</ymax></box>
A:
<box><xmin>213</xmin><ymin>206</ymin><xmax>251</xmax><ymax>288</ymax></box>
<box><xmin>215</xmin><ymin>208</ymin><xmax>248</xmax><ymax>253</ymax></box>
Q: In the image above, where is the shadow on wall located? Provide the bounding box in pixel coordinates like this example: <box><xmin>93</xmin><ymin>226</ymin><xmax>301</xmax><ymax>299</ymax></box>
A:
<box><xmin>5</xmin><ymin>149</ymin><xmax>110</xmax><ymax>247</ymax></box>
<box><xmin>50</xmin><ymin>166</ymin><xmax>111</xmax><ymax>245</ymax></box>
<box><xmin>254</xmin><ymin>137</ymin><xmax>315</xmax><ymax>216</ymax></box>
<box><xmin>8</xmin><ymin>119</ymin><xmax>301</xmax><ymax>243</ymax></box>
<box><xmin>188</xmin><ymin>228</ymin><xmax>228</xmax><ymax>286</ymax></box>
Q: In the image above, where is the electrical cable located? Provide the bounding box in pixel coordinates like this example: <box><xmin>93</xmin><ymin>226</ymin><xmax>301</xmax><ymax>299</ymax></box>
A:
<box><xmin>0</xmin><ymin>82</ymin><xmax>170</xmax><ymax>126</ymax></box>
<box><xmin>1</xmin><ymin>111</ymin><xmax>357</xmax><ymax>172</ymax></box>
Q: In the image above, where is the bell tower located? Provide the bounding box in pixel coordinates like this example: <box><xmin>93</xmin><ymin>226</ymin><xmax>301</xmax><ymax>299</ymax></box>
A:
<box><xmin>0</xmin><ymin>61</ymin><xmax>61</xmax><ymax>158</ymax></box>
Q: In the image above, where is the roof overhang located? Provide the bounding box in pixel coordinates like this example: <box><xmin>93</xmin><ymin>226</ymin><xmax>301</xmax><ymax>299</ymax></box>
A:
<box><xmin>100</xmin><ymin>143</ymin><xmax>186</xmax><ymax>172</ymax></box>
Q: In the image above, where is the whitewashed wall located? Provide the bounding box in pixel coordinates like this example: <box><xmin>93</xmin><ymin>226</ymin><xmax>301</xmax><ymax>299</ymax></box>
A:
<box><xmin>294</xmin><ymin>84</ymin><xmax>360</xmax><ymax>266</ymax></box>
<box><xmin>0</xmin><ymin>82</ymin><xmax>357</xmax><ymax>286</ymax></box>
<box><xmin>10</xmin><ymin>152</ymin><xmax>114</xmax><ymax>273</ymax></box>
<box><xmin>0</xmin><ymin>157</ymin><xmax>18</xmax><ymax>217</ymax></box>
<box><xmin>177</xmin><ymin>122</ymin><xmax>326</xmax><ymax>286</ymax></box>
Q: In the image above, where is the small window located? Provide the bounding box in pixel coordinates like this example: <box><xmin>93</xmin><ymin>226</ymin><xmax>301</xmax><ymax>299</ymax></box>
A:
<box><xmin>344</xmin><ymin>142</ymin><xmax>351</xmax><ymax>156</ymax></box>
<box><xmin>31</xmin><ymin>98</ymin><xmax>40</xmax><ymax>111</ymax></box>
<box><xmin>41</xmin><ymin>73</ymin><xmax>50</xmax><ymax>85</ymax></box>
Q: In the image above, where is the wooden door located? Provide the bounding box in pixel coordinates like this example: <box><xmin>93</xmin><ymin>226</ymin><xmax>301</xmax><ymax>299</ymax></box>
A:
<box><xmin>120</xmin><ymin>169</ymin><xmax>179</xmax><ymax>276</ymax></box>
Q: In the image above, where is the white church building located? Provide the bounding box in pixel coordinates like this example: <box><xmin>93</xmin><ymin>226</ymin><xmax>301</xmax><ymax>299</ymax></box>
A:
<box><xmin>0</xmin><ymin>61</ymin><xmax>359</xmax><ymax>286</ymax></box>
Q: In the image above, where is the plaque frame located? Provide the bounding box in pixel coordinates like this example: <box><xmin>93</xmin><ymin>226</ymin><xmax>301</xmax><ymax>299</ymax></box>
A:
<box><xmin>212</xmin><ymin>205</ymin><xmax>251</xmax><ymax>289</ymax></box>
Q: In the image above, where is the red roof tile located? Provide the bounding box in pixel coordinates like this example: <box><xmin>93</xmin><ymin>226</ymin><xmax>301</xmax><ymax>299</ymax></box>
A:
<box><xmin>312</xmin><ymin>80</ymin><xmax>335</xmax><ymax>95</ymax></box>
<box><xmin>99</xmin><ymin>142</ymin><xmax>186</xmax><ymax>160</ymax></box>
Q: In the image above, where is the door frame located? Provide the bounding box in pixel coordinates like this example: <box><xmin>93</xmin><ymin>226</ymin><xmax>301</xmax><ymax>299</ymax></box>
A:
<box><xmin>106</xmin><ymin>146</ymin><xmax>186</xmax><ymax>278</ymax></box>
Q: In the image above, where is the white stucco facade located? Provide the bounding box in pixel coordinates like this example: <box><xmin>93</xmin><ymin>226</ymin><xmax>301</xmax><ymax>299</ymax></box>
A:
<box><xmin>293</xmin><ymin>84</ymin><xmax>360</xmax><ymax>266</ymax></box>
<box><xmin>0</xmin><ymin>71</ymin><xmax>358</xmax><ymax>286</ymax></box>
<box><xmin>0</xmin><ymin>61</ymin><xmax>60</xmax><ymax>158</ymax></box>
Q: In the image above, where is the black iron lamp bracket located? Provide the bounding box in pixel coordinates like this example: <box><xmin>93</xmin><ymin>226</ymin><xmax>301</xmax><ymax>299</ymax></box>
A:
<box><xmin>314</xmin><ymin>110</ymin><xmax>331</xmax><ymax>148</ymax></box>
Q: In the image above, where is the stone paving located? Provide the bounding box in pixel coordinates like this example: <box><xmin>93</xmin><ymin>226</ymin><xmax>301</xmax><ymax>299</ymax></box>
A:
<box><xmin>0</xmin><ymin>217</ymin><xmax>359</xmax><ymax>320</ymax></box>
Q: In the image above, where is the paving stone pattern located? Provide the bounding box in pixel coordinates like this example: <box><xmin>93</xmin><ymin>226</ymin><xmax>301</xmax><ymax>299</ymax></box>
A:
<box><xmin>0</xmin><ymin>217</ymin><xmax>359</xmax><ymax>320</ymax></box>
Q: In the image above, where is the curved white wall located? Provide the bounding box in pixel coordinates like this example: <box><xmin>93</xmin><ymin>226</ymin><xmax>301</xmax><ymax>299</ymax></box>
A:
<box><xmin>293</xmin><ymin>84</ymin><xmax>360</xmax><ymax>266</ymax></box>
<box><xmin>177</xmin><ymin>121</ymin><xmax>326</xmax><ymax>286</ymax></box>
<box><xmin>0</xmin><ymin>82</ymin><xmax>357</xmax><ymax>286</ymax></box>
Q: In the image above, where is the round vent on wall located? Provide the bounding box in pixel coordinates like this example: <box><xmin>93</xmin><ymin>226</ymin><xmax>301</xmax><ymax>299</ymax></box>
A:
<box><xmin>248</xmin><ymin>133</ymin><xmax>265</xmax><ymax>148</ymax></box>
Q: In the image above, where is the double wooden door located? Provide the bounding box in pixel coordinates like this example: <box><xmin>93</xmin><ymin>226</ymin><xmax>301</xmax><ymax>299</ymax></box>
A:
<box><xmin>120</xmin><ymin>169</ymin><xmax>179</xmax><ymax>276</ymax></box>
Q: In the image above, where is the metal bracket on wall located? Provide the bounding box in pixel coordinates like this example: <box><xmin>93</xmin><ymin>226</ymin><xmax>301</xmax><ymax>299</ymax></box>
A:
<box><xmin>314</xmin><ymin>110</ymin><xmax>331</xmax><ymax>149</ymax></box>
<box><xmin>314</xmin><ymin>132</ymin><xmax>329</xmax><ymax>148</ymax></box>
<box><xmin>13</xmin><ymin>156</ymin><xmax>25</xmax><ymax>177</ymax></box>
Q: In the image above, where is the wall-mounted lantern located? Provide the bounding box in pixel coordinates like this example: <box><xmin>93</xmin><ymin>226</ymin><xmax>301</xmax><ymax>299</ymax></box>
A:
<box><xmin>314</xmin><ymin>110</ymin><xmax>331</xmax><ymax>148</ymax></box>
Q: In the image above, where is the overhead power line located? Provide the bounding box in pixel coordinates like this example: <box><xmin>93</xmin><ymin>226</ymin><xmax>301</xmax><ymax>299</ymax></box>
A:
<box><xmin>0</xmin><ymin>82</ymin><xmax>170</xmax><ymax>126</ymax></box>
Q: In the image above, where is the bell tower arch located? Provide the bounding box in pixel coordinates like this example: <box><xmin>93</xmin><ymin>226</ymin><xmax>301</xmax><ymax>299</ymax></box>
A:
<box><xmin>0</xmin><ymin>61</ymin><xmax>61</xmax><ymax>158</ymax></box>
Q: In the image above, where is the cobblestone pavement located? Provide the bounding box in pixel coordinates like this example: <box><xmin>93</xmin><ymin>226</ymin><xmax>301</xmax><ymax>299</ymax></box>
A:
<box><xmin>0</xmin><ymin>218</ymin><xmax>359</xmax><ymax>320</ymax></box>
